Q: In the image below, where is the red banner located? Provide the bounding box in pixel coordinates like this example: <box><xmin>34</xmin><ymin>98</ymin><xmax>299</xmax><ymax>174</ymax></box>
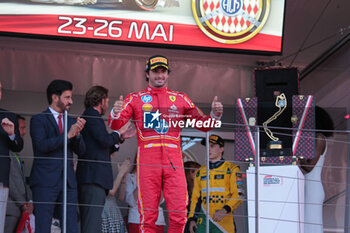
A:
<box><xmin>0</xmin><ymin>14</ymin><xmax>282</xmax><ymax>52</ymax></box>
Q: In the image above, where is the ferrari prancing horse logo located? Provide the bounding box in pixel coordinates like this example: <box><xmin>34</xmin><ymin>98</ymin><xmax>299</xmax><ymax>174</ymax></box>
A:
<box><xmin>169</xmin><ymin>96</ymin><xmax>176</xmax><ymax>102</ymax></box>
<box><xmin>192</xmin><ymin>0</ymin><xmax>271</xmax><ymax>44</ymax></box>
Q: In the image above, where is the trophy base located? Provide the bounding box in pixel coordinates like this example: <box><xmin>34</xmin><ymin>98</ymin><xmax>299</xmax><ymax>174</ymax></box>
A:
<box><xmin>268</xmin><ymin>141</ymin><xmax>283</xmax><ymax>150</ymax></box>
<box><xmin>260</xmin><ymin>141</ymin><xmax>293</xmax><ymax>165</ymax></box>
<box><xmin>261</xmin><ymin>148</ymin><xmax>292</xmax><ymax>158</ymax></box>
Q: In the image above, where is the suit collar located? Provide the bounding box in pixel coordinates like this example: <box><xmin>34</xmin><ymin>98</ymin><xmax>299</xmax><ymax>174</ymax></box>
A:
<box><xmin>49</xmin><ymin>107</ymin><xmax>62</xmax><ymax>121</ymax></box>
<box><xmin>209</xmin><ymin>158</ymin><xmax>225</xmax><ymax>169</ymax></box>
<box><xmin>84</xmin><ymin>106</ymin><xmax>101</xmax><ymax>117</ymax></box>
<box><xmin>147</xmin><ymin>85</ymin><xmax>167</xmax><ymax>94</ymax></box>
<box><xmin>44</xmin><ymin>108</ymin><xmax>61</xmax><ymax>135</ymax></box>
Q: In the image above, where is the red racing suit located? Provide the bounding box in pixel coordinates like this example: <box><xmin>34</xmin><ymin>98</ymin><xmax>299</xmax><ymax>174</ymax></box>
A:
<box><xmin>108</xmin><ymin>85</ymin><xmax>220</xmax><ymax>233</ymax></box>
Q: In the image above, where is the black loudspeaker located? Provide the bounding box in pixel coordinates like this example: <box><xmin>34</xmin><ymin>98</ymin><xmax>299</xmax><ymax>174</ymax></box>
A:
<box><xmin>255</xmin><ymin>68</ymin><xmax>299</xmax><ymax>158</ymax></box>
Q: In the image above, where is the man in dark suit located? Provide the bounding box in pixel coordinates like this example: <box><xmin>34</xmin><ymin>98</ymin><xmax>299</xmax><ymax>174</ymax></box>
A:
<box><xmin>30</xmin><ymin>80</ymin><xmax>86</xmax><ymax>233</ymax></box>
<box><xmin>5</xmin><ymin>115</ymin><xmax>33</xmax><ymax>233</ymax></box>
<box><xmin>0</xmin><ymin>81</ymin><xmax>24</xmax><ymax>233</ymax></box>
<box><xmin>76</xmin><ymin>86</ymin><xmax>135</xmax><ymax>233</ymax></box>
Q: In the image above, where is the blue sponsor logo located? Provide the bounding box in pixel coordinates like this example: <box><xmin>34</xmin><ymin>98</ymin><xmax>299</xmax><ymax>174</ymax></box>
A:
<box><xmin>154</xmin><ymin>119</ymin><xmax>169</xmax><ymax>134</ymax></box>
<box><xmin>220</xmin><ymin>0</ymin><xmax>242</xmax><ymax>17</ymax></box>
<box><xmin>143</xmin><ymin>110</ymin><xmax>169</xmax><ymax>134</ymax></box>
<box><xmin>141</xmin><ymin>95</ymin><xmax>152</xmax><ymax>103</ymax></box>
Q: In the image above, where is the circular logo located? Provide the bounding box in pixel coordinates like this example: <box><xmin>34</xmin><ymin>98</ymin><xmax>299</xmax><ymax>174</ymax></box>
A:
<box><xmin>220</xmin><ymin>0</ymin><xmax>242</xmax><ymax>17</ymax></box>
<box><xmin>155</xmin><ymin>119</ymin><xmax>169</xmax><ymax>134</ymax></box>
<box><xmin>141</xmin><ymin>95</ymin><xmax>152</xmax><ymax>103</ymax></box>
<box><xmin>192</xmin><ymin>0</ymin><xmax>271</xmax><ymax>44</ymax></box>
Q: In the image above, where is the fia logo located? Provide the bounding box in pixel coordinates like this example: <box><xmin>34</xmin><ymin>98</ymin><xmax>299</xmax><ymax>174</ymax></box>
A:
<box><xmin>220</xmin><ymin>0</ymin><xmax>242</xmax><ymax>17</ymax></box>
<box><xmin>143</xmin><ymin>110</ymin><xmax>169</xmax><ymax>133</ymax></box>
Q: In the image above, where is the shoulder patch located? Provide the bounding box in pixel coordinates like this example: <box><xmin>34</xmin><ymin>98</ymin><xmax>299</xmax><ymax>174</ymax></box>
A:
<box><xmin>227</xmin><ymin>161</ymin><xmax>240</xmax><ymax>170</ymax></box>
<box><xmin>129</xmin><ymin>92</ymin><xmax>140</xmax><ymax>98</ymax></box>
<box><xmin>167</xmin><ymin>90</ymin><xmax>179</xmax><ymax>95</ymax></box>
<box><xmin>138</xmin><ymin>89</ymin><xmax>150</xmax><ymax>96</ymax></box>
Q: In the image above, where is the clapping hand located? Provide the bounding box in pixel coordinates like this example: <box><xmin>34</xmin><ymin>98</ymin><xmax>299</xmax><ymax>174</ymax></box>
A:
<box><xmin>119</xmin><ymin>121</ymin><xmax>136</xmax><ymax>140</ymax></box>
<box><xmin>1</xmin><ymin>118</ymin><xmax>14</xmax><ymax>136</ymax></box>
<box><xmin>68</xmin><ymin>117</ymin><xmax>86</xmax><ymax>139</ymax></box>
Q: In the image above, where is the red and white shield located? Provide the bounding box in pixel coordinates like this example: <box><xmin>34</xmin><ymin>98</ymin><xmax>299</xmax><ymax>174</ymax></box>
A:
<box><xmin>192</xmin><ymin>0</ymin><xmax>270</xmax><ymax>44</ymax></box>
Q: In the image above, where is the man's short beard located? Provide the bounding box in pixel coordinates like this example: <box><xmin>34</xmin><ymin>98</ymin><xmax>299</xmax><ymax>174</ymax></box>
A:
<box><xmin>57</xmin><ymin>100</ymin><xmax>70</xmax><ymax>112</ymax></box>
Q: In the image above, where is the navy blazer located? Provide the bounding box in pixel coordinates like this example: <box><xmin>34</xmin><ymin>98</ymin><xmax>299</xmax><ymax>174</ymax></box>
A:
<box><xmin>30</xmin><ymin>108</ymin><xmax>85</xmax><ymax>189</ymax></box>
<box><xmin>76</xmin><ymin>107</ymin><xmax>122</xmax><ymax>191</ymax></box>
<box><xmin>0</xmin><ymin>109</ymin><xmax>23</xmax><ymax>187</ymax></box>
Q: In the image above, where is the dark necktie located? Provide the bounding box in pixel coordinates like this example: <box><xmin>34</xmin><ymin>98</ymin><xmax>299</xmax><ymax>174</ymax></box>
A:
<box><xmin>58</xmin><ymin>114</ymin><xmax>63</xmax><ymax>134</ymax></box>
